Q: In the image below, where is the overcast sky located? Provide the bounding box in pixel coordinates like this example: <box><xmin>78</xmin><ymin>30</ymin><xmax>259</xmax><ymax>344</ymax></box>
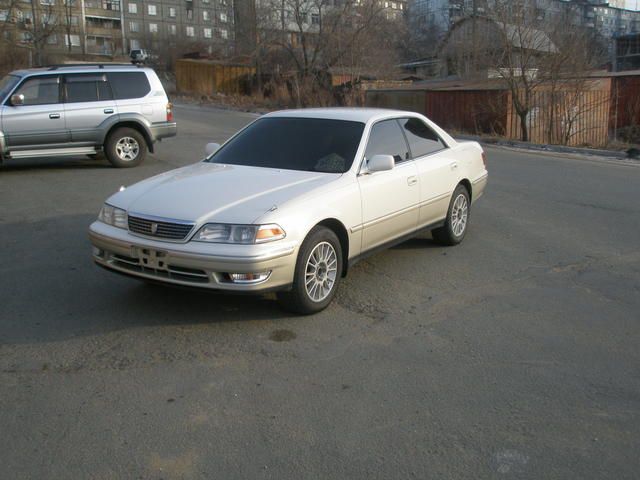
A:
<box><xmin>626</xmin><ymin>0</ymin><xmax>640</xmax><ymax>10</ymax></box>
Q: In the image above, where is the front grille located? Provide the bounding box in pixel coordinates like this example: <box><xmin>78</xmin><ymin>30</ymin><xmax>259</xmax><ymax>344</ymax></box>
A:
<box><xmin>128</xmin><ymin>214</ymin><xmax>194</xmax><ymax>241</ymax></box>
<box><xmin>111</xmin><ymin>253</ymin><xmax>210</xmax><ymax>284</ymax></box>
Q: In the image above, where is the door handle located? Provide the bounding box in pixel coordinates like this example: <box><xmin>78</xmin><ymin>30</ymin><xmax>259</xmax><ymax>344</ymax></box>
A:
<box><xmin>450</xmin><ymin>162</ymin><xmax>459</xmax><ymax>170</ymax></box>
<box><xmin>407</xmin><ymin>176</ymin><xmax>418</xmax><ymax>186</ymax></box>
<box><xmin>49</xmin><ymin>113</ymin><xmax>60</xmax><ymax>119</ymax></box>
<box><xmin>104</xmin><ymin>108</ymin><xmax>114</xmax><ymax>114</ymax></box>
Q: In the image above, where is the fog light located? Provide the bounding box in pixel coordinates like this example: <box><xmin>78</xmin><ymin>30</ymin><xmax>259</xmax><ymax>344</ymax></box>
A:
<box><xmin>225</xmin><ymin>271</ymin><xmax>271</xmax><ymax>284</ymax></box>
<box><xmin>92</xmin><ymin>247</ymin><xmax>103</xmax><ymax>257</ymax></box>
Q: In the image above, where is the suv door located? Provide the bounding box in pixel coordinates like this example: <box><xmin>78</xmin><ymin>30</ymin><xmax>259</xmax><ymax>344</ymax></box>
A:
<box><xmin>1</xmin><ymin>75</ymin><xmax>68</xmax><ymax>149</ymax></box>
<box><xmin>397</xmin><ymin>117</ymin><xmax>458</xmax><ymax>228</ymax></box>
<box><xmin>357</xmin><ymin>119</ymin><xmax>420</xmax><ymax>252</ymax></box>
<box><xmin>62</xmin><ymin>73</ymin><xmax>118</xmax><ymax>145</ymax></box>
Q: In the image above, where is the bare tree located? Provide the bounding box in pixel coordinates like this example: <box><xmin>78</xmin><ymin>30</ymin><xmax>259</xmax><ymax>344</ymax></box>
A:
<box><xmin>255</xmin><ymin>0</ymin><xmax>394</xmax><ymax>101</ymax></box>
<box><xmin>27</xmin><ymin>0</ymin><xmax>61</xmax><ymax>65</ymax></box>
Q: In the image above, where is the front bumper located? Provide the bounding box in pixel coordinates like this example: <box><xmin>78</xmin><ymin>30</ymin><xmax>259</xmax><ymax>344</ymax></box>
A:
<box><xmin>88</xmin><ymin>221</ymin><xmax>297</xmax><ymax>292</ymax></box>
<box><xmin>150</xmin><ymin>122</ymin><xmax>177</xmax><ymax>141</ymax></box>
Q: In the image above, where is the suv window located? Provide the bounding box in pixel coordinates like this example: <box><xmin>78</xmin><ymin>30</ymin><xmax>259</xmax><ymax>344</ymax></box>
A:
<box><xmin>365</xmin><ymin>119</ymin><xmax>410</xmax><ymax>164</ymax></box>
<box><xmin>398</xmin><ymin>117</ymin><xmax>446</xmax><ymax>158</ymax></box>
<box><xmin>13</xmin><ymin>76</ymin><xmax>60</xmax><ymax>105</ymax></box>
<box><xmin>106</xmin><ymin>72</ymin><xmax>150</xmax><ymax>99</ymax></box>
<box><xmin>64</xmin><ymin>74</ymin><xmax>113</xmax><ymax>103</ymax></box>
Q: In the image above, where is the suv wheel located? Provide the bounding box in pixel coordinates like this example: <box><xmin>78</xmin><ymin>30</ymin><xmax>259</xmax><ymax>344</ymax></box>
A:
<box><xmin>105</xmin><ymin>127</ymin><xmax>147</xmax><ymax>168</ymax></box>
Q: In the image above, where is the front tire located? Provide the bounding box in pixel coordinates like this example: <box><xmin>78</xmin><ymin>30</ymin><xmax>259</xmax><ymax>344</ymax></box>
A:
<box><xmin>277</xmin><ymin>226</ymin><xmax>342</xmax><ymax>315</ymax></box>
<box><xmin>432</xmin><ymin>184</ymin><xmax>470</xmax><ymax>246</ymax></box>
<box><xmin>105</xmin><ymin>127</ymin><xmax>147</xmax><ymax>168</ymax></box>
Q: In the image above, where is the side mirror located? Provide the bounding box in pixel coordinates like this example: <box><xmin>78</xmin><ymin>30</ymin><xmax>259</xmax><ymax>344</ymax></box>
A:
<box><xmin>205</xmin><ymin>142</ymin><xmax>220</xmax><ymax>156</ymax></box>
<box><xmin>10</xmin><ymin>94</ymin><xmax>24</xmax><ymax>106</ymax></box>
<box><xmin>367</xmin><ymin>154</ymin><xmax>395</xmax><ymax>173</ymax></box>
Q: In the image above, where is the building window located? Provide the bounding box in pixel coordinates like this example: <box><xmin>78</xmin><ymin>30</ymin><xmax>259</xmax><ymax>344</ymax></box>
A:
<box><xmin>220</xmin><ymin>28</ymin><xmax>228</xmax><ymax>39</ymax></box>
<box><xmin>311</xmin><ymin>13</ymin><xmax>319</xmax><ymax>25</ymax></box>
<box><xmin>0</xmin><ymin>10</ymin><xmax>8</xmax><ymax>21</ymax></box>
<box><xmin>65</xmin><ymin>34</ymin><xmax>81</xmax><ymax>46</ymax></box>
<box><xmin>168</xmin><ymin>7</ymin><xmax>176</xmax><ymax>17</ymax></box>
<box><xmin>169</xmin><ymin>24</ymin><xmax>176</xmax><ymax>35</ymax></box>
<box><xmin>102</xmin><ymin>0</ymin><xmax>120</xmax><ymax>11</ymax></box>
<box><xmin>219</xmin><ymin>12</ymin><xmax>227</xmax><ymax>22</ymax></box>
<box><xmin>187</xmin><ymin>8</ymin><xmax>193</xmax><ymax>19</ymax></box>
<box><xmin>129</xmin><ymin>21</ymin><xmax>139</xmax><ymax>32</ymax></box>
<box><xmin>186</xmin><ymin>25</ymin><xmax>195</xmax><ymax>37</ymax></box>
<box><xmin>147</xmin><ymin>4</ymin><xmax>156</xmax><ymax>15</ymax></box>
<box><xmin>47</xmin><ymin>34</ymin><xmax>57</xmax><ymax>44</ymax></box>
<box><xmin>149</xmin><ymin>23</ymin><xmax>157</xmax><ymax>33</ymax></box>
<box><xmin>203</xmin><ymin>10</ymin><xmax>210</xmax><ymax>21</ymax></box>
<box><xmin>70</xmin><ymin>15</ymin><xmax>79</xmax><ymax>25</ymax></box>
<box><xmin>128</xmin><ymin>2</ymin><xmax>137</xmax><ymax>13</ymax></box>
<box><xmin>40</xmin><ymin>0</ymin><xmax>55</xmax><ymax>5</ymax></box>
<box><xmin>204</xmin><ymin>27</ymin><xmax>212</xmax><ymax>38</ymax></box>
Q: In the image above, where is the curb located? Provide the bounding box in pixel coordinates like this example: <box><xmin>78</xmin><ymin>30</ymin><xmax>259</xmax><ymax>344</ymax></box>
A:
<box><xmin>455</xmin><ymin>134</ymin><xmax>636</xmax><ymax>161</ymax></box>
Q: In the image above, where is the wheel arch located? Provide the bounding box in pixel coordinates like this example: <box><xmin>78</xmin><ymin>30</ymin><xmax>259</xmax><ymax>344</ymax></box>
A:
<box><xmin>104</xmin><ymin>121</ymin><xmax>154</xmax><ymax>153</ymax></box>
<box><xmin>314</xmin><ymin>218</ymin><xmax>350</xmax><ymax>278</ymax></box>
<box><xmin>459</xmin><ymin>178</ymin><xmax>472</xmax><ymax>200</ymax></box>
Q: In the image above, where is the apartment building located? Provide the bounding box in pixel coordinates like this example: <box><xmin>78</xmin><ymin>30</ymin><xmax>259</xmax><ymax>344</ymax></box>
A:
<box><xmin>0</xmin><ymin>0</ymin><xmax>233</xmax><ymax>60</ymax></box>
<box><xmin>409</xmin><ymin>0</ymin><xmax>640</xmax><ymax>39</ymax></box>
<box><xmin>123</xmin><ymin>0</ymin><xmax>233</xmax><ymax>53</ymax></box>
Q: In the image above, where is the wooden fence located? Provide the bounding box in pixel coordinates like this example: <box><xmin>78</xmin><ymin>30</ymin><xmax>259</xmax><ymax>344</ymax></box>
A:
<box><xmin>175</xmin><ymin>59</ymin><xmax>255</xmax><ymax>96</ymax></box>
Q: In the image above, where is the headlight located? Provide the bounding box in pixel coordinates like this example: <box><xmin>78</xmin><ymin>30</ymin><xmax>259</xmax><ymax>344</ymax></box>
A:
<box><xmin>98</xmin><ymin>204</ymin><xmax>128</xmax><ymax>229</ymax></box>
<box><xmin>193</xmin><ymin>223</ymin><xmax>285</xmax><ymax>244</ymax></box>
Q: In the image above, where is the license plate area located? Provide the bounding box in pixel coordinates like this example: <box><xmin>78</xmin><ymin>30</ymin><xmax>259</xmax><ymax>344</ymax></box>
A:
<box><xmin>133</xmin><ymin>247</ymin><xmax>168</xmax><ymax>270</ymax></box>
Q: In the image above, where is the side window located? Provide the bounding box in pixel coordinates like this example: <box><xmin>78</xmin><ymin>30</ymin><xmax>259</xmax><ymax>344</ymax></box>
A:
<box><xmin>364</xmin><ymin>119</ymin><xmax>410</xmax><ymax>164</ymax></box>
<box><xmin>14</xmin><ymin>76</ymin><xmax>60</xmax><ymax>105</ymax></box>
<box><xmin>106</xmin><ymin>72</ymin><xmax>151</xmax><ymax>99</ymax></box>
<box><xmin>64</xmin><ymin>74</ymin><xmax>113</xmax><ymax>103</ymax></box>
<box><xmin>398</xmin><ymin>117</ymin><xmax>446</xmax><ymax>158</ymax></box>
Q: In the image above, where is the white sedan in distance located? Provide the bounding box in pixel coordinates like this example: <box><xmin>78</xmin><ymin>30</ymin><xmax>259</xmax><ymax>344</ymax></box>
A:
<box><xmin>89</xmin><ymin>108</ymin><xmax>488</xmax><ymax>314</ymax></box>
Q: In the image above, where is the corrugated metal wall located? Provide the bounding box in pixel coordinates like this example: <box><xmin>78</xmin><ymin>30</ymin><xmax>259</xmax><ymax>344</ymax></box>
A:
<box><xmin>366</xmin><ymin>85</ymin><xmax>614</xmax><ymax>147</ymax></box>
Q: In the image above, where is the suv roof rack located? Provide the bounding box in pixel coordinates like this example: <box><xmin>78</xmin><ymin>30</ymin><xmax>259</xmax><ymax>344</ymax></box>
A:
<box><xmin>46</xmin><ymin>63</ymin><xmax>141</xmax><ymax>70</ymax></box>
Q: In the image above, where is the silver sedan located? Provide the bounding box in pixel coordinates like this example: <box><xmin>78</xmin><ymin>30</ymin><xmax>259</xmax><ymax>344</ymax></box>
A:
<box><xmin>89</xmin><ymin>108</ymin><xmax>488</xmax><ymax>314</ymax></box>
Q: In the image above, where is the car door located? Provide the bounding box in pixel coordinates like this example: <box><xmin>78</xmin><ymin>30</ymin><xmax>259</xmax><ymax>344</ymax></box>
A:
<box><xmin>1</xmin><ymin>74</ymin><xmax>69</xmax><ymax>149</ymax></box>
<box><xmin>397</xmin><ymin>117</ymin><xmax>459</xmax><ymax>228</ymax></box>
<box><xmin>357</xmin><ymin>119</ymin><xmax>420</xmax><ymax>252</ymax></box>
<box><xmin>62</xmin><ymin>73</ymin><xmax>118</xmax><ymax>145</ymax></box>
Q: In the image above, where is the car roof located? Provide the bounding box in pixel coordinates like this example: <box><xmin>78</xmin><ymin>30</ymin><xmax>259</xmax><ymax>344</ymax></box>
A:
<box><xmin>10</xmin><ymin>65</ymin><xmax>150</xmax><ymax>77</ymax></box>
<box><xmin>263</xmin><ymin>107</ymin><xmax>422</xmax><ymax>123</ymax></box>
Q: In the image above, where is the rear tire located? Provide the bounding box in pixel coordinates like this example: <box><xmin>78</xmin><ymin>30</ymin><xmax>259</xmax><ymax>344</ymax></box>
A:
<box><xmin>105</xmin><ymin>127</ymin><xmax>147</xmax><ymax>168</ymax></box>
<box><xmin>277</xmin><ymin>226</ymin><xmax>342</xmax><ymax>315</ymax></box>
<box><xmin>432</xmin><ymin>184</ymin><xmax>470</xmax><ymax>246</ymax></box>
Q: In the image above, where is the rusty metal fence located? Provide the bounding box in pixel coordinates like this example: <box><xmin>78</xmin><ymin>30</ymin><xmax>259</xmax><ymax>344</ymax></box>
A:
<box><xmin>506</xmin><ymin>90</ymin><xmax>611</xmax><ymax>147</ymax></box>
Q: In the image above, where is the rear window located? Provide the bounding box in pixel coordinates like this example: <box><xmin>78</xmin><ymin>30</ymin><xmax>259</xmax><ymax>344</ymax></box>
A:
<box><xmin>398</xmin><ymin>117</ymin><xmax>446</xmax><ymax>158</ymax></box>
<box><xmin>64</xmin><ymin>74</ymin><xmax>113</xmax><ymax>103</ymax></box>
<box><xmin>106</xmin><ymin>72</ymin><xmax>151</xmax><ymax>99</ymax></box>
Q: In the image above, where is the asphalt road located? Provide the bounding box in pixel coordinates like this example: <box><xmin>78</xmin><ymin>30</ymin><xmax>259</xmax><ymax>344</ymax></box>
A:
<box><xmin>1</xmin><ymin>104</ymin><xmax>639</xmax><ymax>479</ymax></box>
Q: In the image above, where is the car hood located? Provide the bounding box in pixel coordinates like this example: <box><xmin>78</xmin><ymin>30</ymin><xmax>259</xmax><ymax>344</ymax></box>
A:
<box><xmin>110</xmin><ymin>162</ymin><xmax>338</xmax><ymax>224</ymax></box>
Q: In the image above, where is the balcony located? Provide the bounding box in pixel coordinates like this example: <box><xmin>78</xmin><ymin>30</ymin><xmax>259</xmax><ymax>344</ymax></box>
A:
<box><xmin>84</xmin><ymin>7</ymin><xmax>122</xmax><ymax>19</ymax></box>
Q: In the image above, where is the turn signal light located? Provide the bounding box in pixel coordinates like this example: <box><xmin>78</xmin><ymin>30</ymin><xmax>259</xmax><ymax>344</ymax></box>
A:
<box><xmin>255</xmin><ymin>225</ymin><xmax>286</xmax><ymax>243</ymax></box>
<box><xmin>481</xmin><ymin>151</ymin><xmax>487</xmax><ymax>168</ymax></box>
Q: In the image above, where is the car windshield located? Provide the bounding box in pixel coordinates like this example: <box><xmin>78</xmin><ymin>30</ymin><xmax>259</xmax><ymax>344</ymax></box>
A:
<box><xmin>206</xmin><ymin>117</ymin><xmax>365</xmax><ymax>173</ymax></box>
<box><xmin>0</xmin><ymin>75</ymin><xmax>20</xmax><ymax>101</ymax></box>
